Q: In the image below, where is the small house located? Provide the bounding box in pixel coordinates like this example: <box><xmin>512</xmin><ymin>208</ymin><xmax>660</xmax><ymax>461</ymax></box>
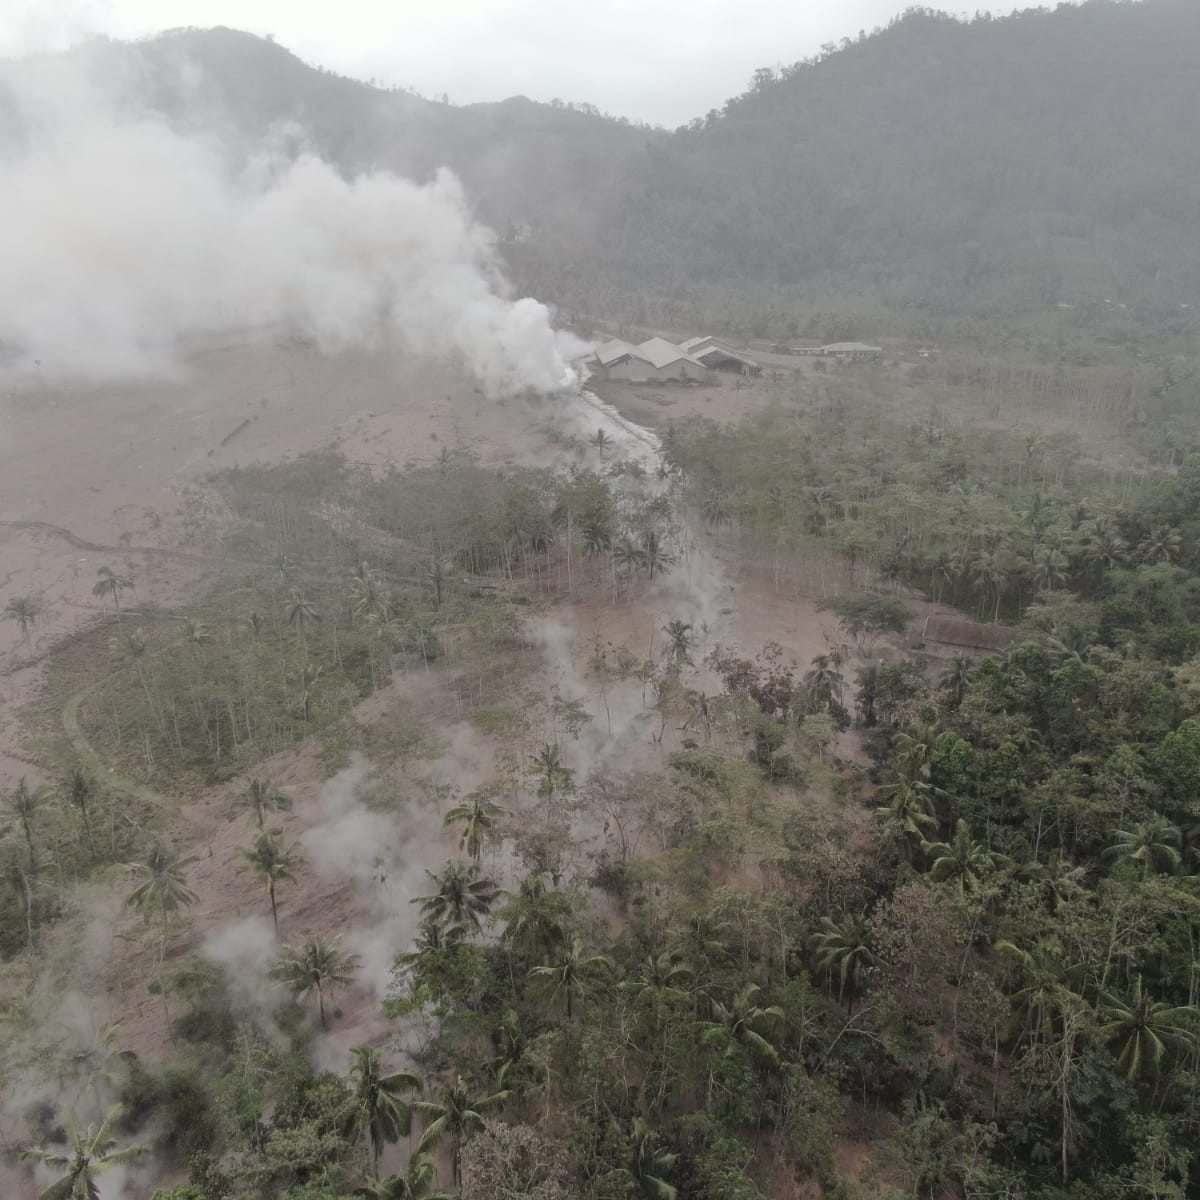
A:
<box><xmin>819</xmin><ymin>342</ymin><xmax>882</xmax><ymax>362</ymax></box>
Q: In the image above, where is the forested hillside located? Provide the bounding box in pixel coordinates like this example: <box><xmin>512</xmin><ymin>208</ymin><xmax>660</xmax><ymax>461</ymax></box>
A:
<box><xmin>4</xmin><ymin>1</ymin><xmax>1198</xmax><ymax>348</ymax></box>
<box><xmin>563</xmin><ymin>0</ymin><xmax>1200</xmax><ymax>340</ymax></box>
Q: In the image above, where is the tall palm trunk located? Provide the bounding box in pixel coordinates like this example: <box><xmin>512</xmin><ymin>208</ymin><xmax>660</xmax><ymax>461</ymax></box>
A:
<box><xmin>21</xmin><ymin>820</ymin><xmax>36</xmax><ymax>876</ymax></box>
<box><xmin>13</xmin><ymin>868</ymin><xmax>33</xmax><ymax>948</ymax></box>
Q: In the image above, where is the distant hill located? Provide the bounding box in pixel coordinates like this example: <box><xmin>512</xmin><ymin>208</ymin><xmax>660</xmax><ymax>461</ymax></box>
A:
<box><xmin>0</xmin><ymin>26</ymin><xmax>663</xmax><ymax>251</ymax></box>
<box><xmin>567</xmin><ymin>0</ymin><xmax>1200</xmax><ymax>345</ymax></box>
<box><xmin>3</xmin><ymin>3</ymin><xmax>1199</xmax><ymax>350</ymax></box>
<box><xmin>134</xmin><ymin>29</ymin><xmax>661</xmax><ymax>239</ymax></box>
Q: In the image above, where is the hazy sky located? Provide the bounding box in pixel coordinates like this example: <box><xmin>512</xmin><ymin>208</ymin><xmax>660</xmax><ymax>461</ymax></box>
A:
<box><xmin>6</xmin><ymin>0</ymin><xmax>1041</xmax><ymax>125</ymax></box>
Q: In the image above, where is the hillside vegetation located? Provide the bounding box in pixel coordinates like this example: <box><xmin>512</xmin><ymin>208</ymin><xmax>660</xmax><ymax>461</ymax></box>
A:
<box><xmin>567</xmin><ymin>0</ymin><xmax>1200</xmax><ymax>341</ymax></box>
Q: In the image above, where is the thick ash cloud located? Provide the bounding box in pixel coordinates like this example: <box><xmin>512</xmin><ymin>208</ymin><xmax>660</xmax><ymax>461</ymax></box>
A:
<box><xmin>0</xmin><ymin>59</ymin><xmax>583</xmax><ymax>394</ymax></box>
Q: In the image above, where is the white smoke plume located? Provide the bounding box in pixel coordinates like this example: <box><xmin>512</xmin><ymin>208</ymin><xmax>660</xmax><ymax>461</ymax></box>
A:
<box><xmin>300</xmin><ymin>757</ymin><xmax>449</xmax><ymax>1000</ymax></box>
<box><xmin>204</xmin><ymin>914</ymin><xmax>282</xmax><ymax>1015</ymax></box>
<box><xmin>0</xmin><ymin>54</ymin><xmax>585</xmax><ymax>394</ymax></box>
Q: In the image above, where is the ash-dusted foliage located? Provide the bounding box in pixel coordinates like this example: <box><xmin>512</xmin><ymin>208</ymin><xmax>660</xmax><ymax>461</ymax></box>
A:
<box><xmin>53</xmin><ymin>451</ymin><xmax>677</xmax><ymax>791</ymax></box>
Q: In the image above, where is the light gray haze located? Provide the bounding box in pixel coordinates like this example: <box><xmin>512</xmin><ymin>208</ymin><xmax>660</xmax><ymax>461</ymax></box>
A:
<box><xmin>0</xmin><ymin>55</ymin><xmax>584</xmax><ymax>391</ymax></box>
<box><xmin>8</xmin><ymin>0</ymin><xmax>1040</xmax><ymax>126</ymax></box>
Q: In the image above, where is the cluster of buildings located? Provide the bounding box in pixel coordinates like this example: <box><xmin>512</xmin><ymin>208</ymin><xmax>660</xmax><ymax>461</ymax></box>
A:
<box><xmin>585</xmin><ymin>334</ymin><xmax>887</xmax><ymax>383</ymax></box>
<box><xmin>790</xmin><ymin>341</ymin><xmax>882</xmax><ymax>361</ymax></box>
<box><xmin>588</xmin><ymin>335</ymin><xmax>761</xmax><ymax>383</ymax></box>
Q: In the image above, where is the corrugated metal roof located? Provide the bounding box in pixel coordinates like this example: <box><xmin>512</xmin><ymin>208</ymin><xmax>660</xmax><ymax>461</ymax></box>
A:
<box><xmin>821</xmin><ymin>342</ymin><xmax>882</xmax><ymax>353</ymax></box>
<box><xmin>694</xmin><ymin>345</ymin><xmax>759</xmax><ymax>368</ymax></box>
<box><xmin>680</xmin><ymin>334</ymin><xmax>736</xmax><ymax>354</ymax></box>
<box><xmin>636</xmin><ymin>337</ymin><xmax>706</xmax><ymax>369</ymax></box>
<box><xmin>594</xmin><ymin>338</ymin><xmax>647</xmax><ymax>366</ymax></box>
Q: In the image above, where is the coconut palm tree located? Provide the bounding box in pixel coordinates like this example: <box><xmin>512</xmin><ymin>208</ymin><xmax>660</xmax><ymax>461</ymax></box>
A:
<box><xmin>61</xmin><ymin>1020</ymin><xmax>131</xmax><ymax>1110</ymax></box>
<box><xmin>621</xmin><ymin>952</ymin><xmax>693</xmax><ymax>1031</ymax></box>
<box><xmin>921</xmin><ymin>819</ymin><xmax>1007</xmax><ymax>895</ymax></box>
<box><xmin>581</xmin><ymin>515</ymin><xmax>613</xmax><ymax>557</ymax></box>
<box><xmin>284</xmin><ymin>589</ymin><xmax>321</xmax><ymax>650</ymax></box>
<box><xmin>396</xmin><ymin>918</ymin><xmax>466</xmax><ymax>981</ymax></box>
<box><xmin>701</xmin><ymin>489</ymin><xmax>733</xmax><ymax>527</ymax></box>
<box><xmin>413</xmin><ymin>862</ymin><xmax>499</xmax><ymax>934</ymax></box>
<box><xmin>530</xmin><ymin>937</ymin><xmax>614</xmax><ymax>1020</ymax></box>
<box><xmin>590</xmin><ymin>428</ymin><xmax>612</xmax><ymax>458</ymax></box>
<box><xmin>346</xmin><ymin>1046</ymin><xmax>421</xmax><ymax>1175</ymax></box>
<box><xmin>627</xmin><ymin>1116</ymin><xmax>679</xmax><ymax>1200</ymax></box>
<box><xmin>1137</xmin><ymin>525</ymin><xmax>1182</xmax><ymax>566</ymax></box>
<box><xmin>1104</xmin><ymin>818</ymin><xmax>1182</xmax><ymax>878</ymax></box>
<box><xmin>238</xmin><ymin>777</ymin><xmax>293</xmax><ymax>830</ymax></box>
<box><xmin>892</xmin><ymin>723</ymin><xmax>939</xmax><ymax>782</ymax></box>
<box><xmin>662</xmin><ymin>620</ymin><xmax>694</xmax><ymax>672</ymax></box>
<box><xmin>993</xmin><ymin>938</ymin><xmax>1083</xmax><ymax>1052</ymax></box>
<box><xmin>873</xmin><ymin>776</ymin><xmax>939</xmax><ymax>845</ymax></box>
<box><xmin>700</xmin><ymin>982</ymin><xmax>784</xmax><ymax>1067</ymax></box>
<box><xmin>971</xmin><ymin>549</ymin><xmax>1010</xmax><ymax>622</ymax></box>
<box><xmin>349</xmin><ymin>565</ymin><xmax>393</xmax><ymax>626</ymax></box>
<box><xmin>271</xmin><ymin>935</ymin><xmax>360</xmax><ymax>1029</ymax></box>
<box><xmin>612</xmin><ymin>536</ymin><xmax>648</xmax><ymax>579</ymax></box>
<box><xmin>443</xmin><ymin>788</ymin><xmax>507</xmax><ymax>863</ymax></box>
<box><xmin>298</xmin><ymin>662</ymin><xmax>323</xmax><ymax>723</ymax></box>
<box><xmin>939</xmin><ymin>655</ymin><xmax>974</xmax><ymax>705</ymax></box>
<box><xmin>670</xmin><ymin>913</ymin><xmax>731</xmax><ymax>978</ymax></box>
<box><xmin>804</xmin><ymin>653</ymin><xmax>846</xmax><ymax>715</ymax></box>
<box><xmin>498</xmin><ymin>874</ymin><xmax>569</xmax><ymax>963</ymax></box>
<box><xmin>641</xmin><ymin>530</ymin><xmax>676</xmax><ymax>581</ymax></box>
<box><xmin>355</xmin><ymin>1152</ymin><xmax>451</xmax><ymax>1200</ymax></box>
<box><xmin>92</xmin><ymin>567</ymin><xmax>133</xmax><ymax>618</ymax></box>
<box><xmin>1096</xmin><ymin>975</ymin><xmax>1198</xmax><ymax>1083</ymax></box>
<box><xmin>7</xmin><ymin>862</ymin><xmax>35</xmax><ymax>949</ymax></box>
<box><xmin>63</xmin><ymin>765</ymin><xmax>97</xmax><ymax>840</ymax></box>
<box><xmin>1029</xmin><ymin>545</ymin><xmax>1070</xmax><ymax>594</ymax></box>
<box><xmin>1020</xmin><ymin>492</ymin><xmax>1056</xmax><ymax>536</ymax></box>
<box><xmin>22</xmin><ymin>1104</ymin><xmax>148</xmax><ymax>1200</ymax></box>
<box><xmin>125</xmin><ymin>843</ymin><xmax>197</xmax><ymax>927</ymax></box>
<box><xmin>1017</xmin><ymin>852</ymin><xmax>1087</xmax><ymax>911</ymax></box>
<box><xmin>239</xmin><ymin>830</ymin><xmax>301</xmax><ymax>932</ymax></box>
<box><xmin>1078</xmin><ymin>520</ymin><xmax>1128</xmax><ymax>581</ymax></box>
<box><xmin>426</xmin><ymin>559</ymin><xmax>452</xmax><ymax>610</ymax></box>
<box><xmin>414</xmin><ymin>1075</ymin><xmax>510</xmax><ymax>1187</ymax></box>
<box><xmin>531</xmin><ymin>742</ymin><xmax>574</xmax><ymax>804</ymax></box>
<box><xmin>4</xmin><ymin>594</ymin><xmax>42</xmax><ymax>642</ymax></box>
<box><xmin>814</xmin><ymin>911</ymin><xmax>878</xmax><ymax>1008</ymax></box>
<box><xmin>5</xmin><ymin>778</ymin><xmax>44</xmax><ymax>875</ymax></box>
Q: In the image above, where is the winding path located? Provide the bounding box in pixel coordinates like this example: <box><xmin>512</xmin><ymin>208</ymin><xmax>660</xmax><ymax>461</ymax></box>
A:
<box><xmin>0</xmin><ymin>519</ymin><xmax>241</xmax><ymax>566</ymax></box>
